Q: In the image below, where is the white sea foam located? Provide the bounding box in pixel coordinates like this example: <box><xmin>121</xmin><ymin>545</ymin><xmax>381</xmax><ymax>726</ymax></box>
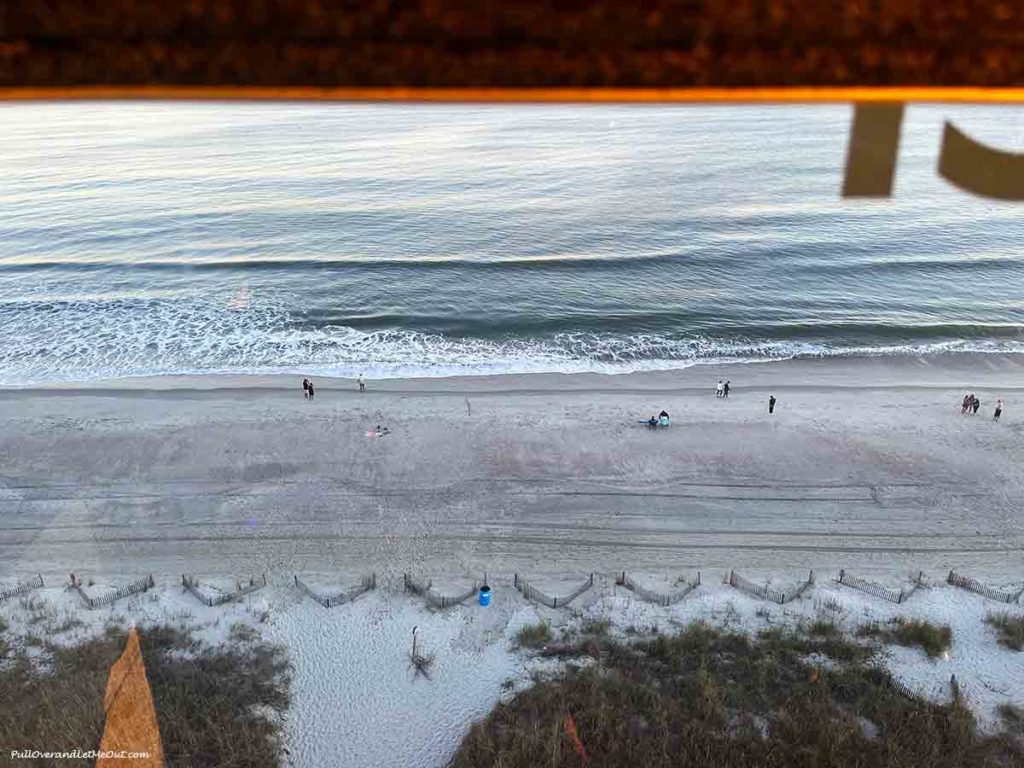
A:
<box><xmin>1</xmin><ymin>293</ymin><xmax>1022</xmax><ymax>384</ymax></box>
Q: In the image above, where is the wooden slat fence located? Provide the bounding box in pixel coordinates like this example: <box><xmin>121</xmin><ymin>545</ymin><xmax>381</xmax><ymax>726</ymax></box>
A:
<box><xmin>948</xmin><ymin>570</ymin><xmax>1022</xmax><ymax>604</ymax></box>
<box><xmin>617</xmin><ymin>571</ymin><xmax>700</xmax><ymax>607</ymax></box>
<box><xmin>74</xmin><ymin>574</ymin><xmax>154</xmax><ymax>609</ymax></box>
<box><xmin>889</xmin><ymin>676</ymin><xmax>927</xmax><ymax>702</ymax></box>
<box><xmin>836</xmin><ymin>569</ymin><xmax>906</xmax><ymax>604</ymax></box>
<box><xmin>0</xmin><ymin>574</ymin><xmax>44</xmax><ymax>602</ymax></box>
<box><xmin>295</xmin><ymin>574</ymin><xmax>376</xmax><ymax>608</ymax></box>
<box><xmin>513</xmin><ymin>573</ymin><xmax>593</xmax><ymax>608</ymax></box>
<box><xmin>182</xmin><ymin>573</ymin><xmax>267</xmax><ymax>607</ymax></box>
<box><xmin>728</xmin><ymin>570</ymin><xmax>814</xmax><ymax>604</ymax></box>
<box><xmin>403</xmin><ymin>573</ymin><xmax>478</xmax><ymax>609</ymax></box>
<box><xmin>890</xmin><ymin>674</ymin><xmax>959</xmax><ymax>704</ymax></box>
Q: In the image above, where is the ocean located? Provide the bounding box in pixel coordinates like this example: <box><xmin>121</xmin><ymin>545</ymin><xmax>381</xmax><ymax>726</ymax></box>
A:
<box><xmin>1</xmin><ymin>102</ymin><xmax>1023</xmax><ymax>384</ymax></box>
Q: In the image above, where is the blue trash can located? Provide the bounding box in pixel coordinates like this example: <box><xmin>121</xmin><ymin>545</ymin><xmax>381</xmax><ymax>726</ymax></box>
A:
<box><xmin>478</xmin><ymin>584</ymin><xmax>492</xmax><ymax>607</ymax></box>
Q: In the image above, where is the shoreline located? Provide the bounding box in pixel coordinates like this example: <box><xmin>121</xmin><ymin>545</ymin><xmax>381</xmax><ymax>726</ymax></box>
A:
<box><xmin>2</xmin><ymin>351</ymin><xmax>1024</xmax><ymax>394</ymax></box>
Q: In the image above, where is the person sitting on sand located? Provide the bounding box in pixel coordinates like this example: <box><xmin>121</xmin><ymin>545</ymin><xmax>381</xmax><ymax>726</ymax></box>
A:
<box><xmin>646</xmin><ymin>416</ymin><xmax>658</xmax><ymax>429</ymax></box>
<box><xmin>659</xmin><ymin>410</ymin><xmax>670</xmax><ymax>427</ymax></box>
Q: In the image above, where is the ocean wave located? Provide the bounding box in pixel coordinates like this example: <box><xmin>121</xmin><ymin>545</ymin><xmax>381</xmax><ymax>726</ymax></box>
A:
<box><xmin>1</xmin><ymin>294</ymin><xmax>1023</xmax><ymax>384</ymax></box>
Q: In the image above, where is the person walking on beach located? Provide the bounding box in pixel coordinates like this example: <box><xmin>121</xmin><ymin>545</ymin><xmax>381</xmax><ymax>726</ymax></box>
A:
<box><xmin>716</xmin><ymin>380</ymin><xmax>724</xmax><ymax>398</ymax></box>
<box><xmin>972</xmin><ymin>395</ymin><xmax>980</xmax><ymax>415</ymax></box>
<box><xmin>994</xmin><ymin>398</ymin><xmax>1003</xmax><ymax>421</ymax></box>
<box><xmin>307</xmin><ymin>381</ymin><xmax>315</xmax><ymax>399</ymax></box>
<box><xmin>723</xmin><ymin>380</ymin><xmax>731</xmax><ymax>398</ymax></box>
<box><xmin>302</xmin><ymin>378</ymin><xmax>310</xmax><ymax>399</ymax></box>
<box><xmin>358</xmin><ymin>375</ymin><xmax>365</xmax><ymax>393</ymax></box>
<box><xmin>768</xmin><ymin>395</ymin><xmax>776</xmax><ymax>414</ymax></box>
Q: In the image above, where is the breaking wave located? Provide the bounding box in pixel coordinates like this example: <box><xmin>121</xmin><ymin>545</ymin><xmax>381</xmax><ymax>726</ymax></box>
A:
<box><xmin>1</xmin><ymin>293</ymin><xmax>1022</xmax><ymax>385</ymax></box>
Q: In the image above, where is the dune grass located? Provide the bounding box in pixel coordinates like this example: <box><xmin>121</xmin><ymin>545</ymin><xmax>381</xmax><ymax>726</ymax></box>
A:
<box><xmin>858</xmin><ymin>617</ymin><xmax>953</xmax><ymax>659</ymax></box>
<box><xmin>0</xmin><ymin>623</ymin><xmax>291</xmax><ymax>768</ymax></box>
<box><xmin>514</xmin><ymin>621</ymin><xmax>553</xmax><ymax>649</ymax></box>
<box><xmin>986</xmin><ymin>613</ymin><xmax>1024</xmax><ymax>651</ymax></box>
<box><xmin>1000</xmin><ymin>704</ymin><xmax>1024</xmax><ymax>737</ymax></box>
<box><xmin>453</xmin><ymin>622</ymin><xmax>1021</xmax><ymax>768</ymax></box>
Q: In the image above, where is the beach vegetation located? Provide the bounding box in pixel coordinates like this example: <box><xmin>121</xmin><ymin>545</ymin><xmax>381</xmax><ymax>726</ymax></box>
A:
<box><xmin>455</xmin><ymin>622</ymin><xmax>1020</xmax><ymax>767</ymax></box>
<box><xmin>514</xmin><ymin>621</ymin><xmax>553</xmax><ymax>649</ymax></box>
<box><xmin>0</xmin><ymin>623</ymin><xmax>291</xmax><ymax>768</ymax></box>
<box><xmin>580</xmin><ymin>618</ymin><xmax>612</xmax><ymax>638</ymax></box>
<box><xmin>858</xmin><ymin>618</ymin><xmax>953</xmax><ymax>659</ymax></box>
<box><xmin>999</xmin><ymin>704</ymin><xmax>1024</xmax><ymax>736</ymax></box>
<box><xmin>986</xmin><ymin>613</ymin><xmax>1024</xmax><ymax>651</ymax></box>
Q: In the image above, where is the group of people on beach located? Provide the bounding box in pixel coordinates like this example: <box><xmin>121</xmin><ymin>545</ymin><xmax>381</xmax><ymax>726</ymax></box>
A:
<box><xmin>961</xmin><ymin>393</ymin><xmax>1003</xmax><ymax>421</ymax></box>
<box><xmin>642</xmin><ymin>379</ymin><xmax>782</xmax><ymax>429</ymax></box>
<box><xmin>301</xmin><ymin>375</ymin><xmax>368</xmax><ymax>399</ymax></box>
<box><xmin>302</xmin><ymin>375</ymin><xmax>390</xmax><ymax>435</ymax></box>
<box><xmin>643</xmin><ymin>410</ymin><xmax>671</xmax><ymax>429</ymax></box>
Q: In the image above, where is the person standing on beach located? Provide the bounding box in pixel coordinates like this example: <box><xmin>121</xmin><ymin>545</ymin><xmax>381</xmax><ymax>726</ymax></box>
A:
<box><xmin>768</xmin><ymin>395</ymin><xmax>776</xmax><ymax>414</ymax></box>
<box><xmin>723</xmin><ymin>380</ymin><xmax>731</xmax><ymax>398</ymax></box>
<box><xmin>716</xmin><ymin>380</ymin><xmax>724</xmax><ymax>397</ymax></box>
<box><xmin>302</xmin><ymin>378</ymin><xmax>310</xmax><ymax>399</ymax></box>
<box><xmin>308</xmin><ymin>381</ymin><xmax>315</xmax><ymax>399</ymax></box>
<box><xmin>972</xmin><ymin>395</ymin><xmax>980</xmax><ymax>415</ymax></box>
<box><xmin>994</xmin><ymin>398</ymin><xmax>1003</xmax><ymax>421</ymax></box>
<box><xmin>358</xmin><ymin>375</ymin><xmax>365</xmax><ymax>393</ymax></box>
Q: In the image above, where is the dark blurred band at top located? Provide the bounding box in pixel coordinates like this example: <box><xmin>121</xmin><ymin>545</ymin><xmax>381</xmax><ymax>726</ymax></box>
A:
<box><xmin>1</xmin><ymin>0</ymin><xmax>1023</xmax><ymax>90</ymax></box>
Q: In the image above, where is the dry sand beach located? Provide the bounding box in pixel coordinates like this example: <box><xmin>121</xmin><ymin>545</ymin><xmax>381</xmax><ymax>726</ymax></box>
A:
<box><xmin>1</xmin><ymin>354</ymin><xmax>1022</xmax><ymax>585</ymax></box>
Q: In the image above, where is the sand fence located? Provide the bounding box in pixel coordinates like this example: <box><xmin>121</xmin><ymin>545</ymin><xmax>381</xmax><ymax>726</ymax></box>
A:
<box><xmin>181</xmin><ymin>573</ymin><xmax>267</xmax><ymax>607</ymax></box>
<box><xmin>727</xmin><ymin>570</ymin><xmax>815</xmax><ymax>604</ymax></box>
<box><xmin>10</xmin><ymin>566</ymin><xmax>1019</xmax><ymax>615</ymax></box>
<box><xmin>0</xmin><ymin>574</ymin><xmax>44</xmax><ymax>603</ymax></box>
<box><xmin>72</xmin><ymin>573</ymin><xmax>155</xmax><ymax>609</ymax></box>
<box><xmin>836</xmin><ymin>569</ymin><xmax>924</xmax><ymax>604</ymax></box>
<box><xmin>294</xmin><ymin>573</ymin><xmax>376</xmax><ymax>608</ymax></box>
<box><xmin>514</xmin><ymin>573</ymin><xmax>594</xmax><ymax>608</ymax></box>
<box><xmin>947</xmin><ymin>570</ymin><xmax>1023</xmax><ymax>604</ymax></box>
<box><xmin>616</xmin><ymin>571</ymin><xmax>700</xmax><ymax>607</ymax></box>
<box><xmin>889</xmin><ymin>674</ymin><xmax>961</xmax><ymax>704</ymax></box>
<box><xmin>403</xmin><ymin>573</ymin><xmax>479</xmax><ymax>609</ymax></box>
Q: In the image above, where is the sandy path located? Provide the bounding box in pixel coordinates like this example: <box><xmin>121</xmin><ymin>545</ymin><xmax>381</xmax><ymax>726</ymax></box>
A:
<box><xmin>1</xmin><ymin>355</ymin><xmax>1022</xmax><ymax>584</ymax></box>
